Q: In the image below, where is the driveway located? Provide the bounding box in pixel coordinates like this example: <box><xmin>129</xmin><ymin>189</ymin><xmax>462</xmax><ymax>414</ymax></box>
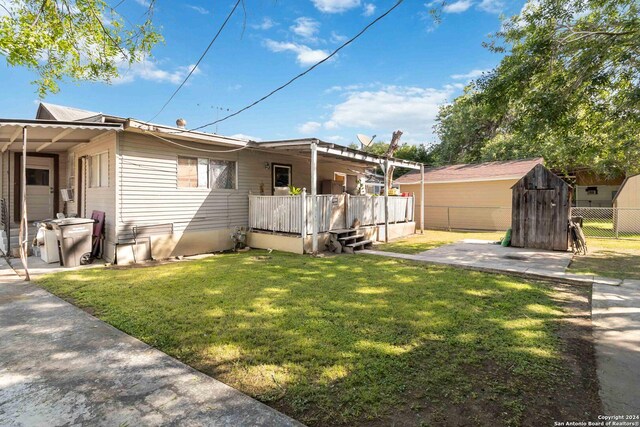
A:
<box><xmin>0</xmin><ymin>259</ymin><xmax>302</xmax><ymax>426</ymax></box>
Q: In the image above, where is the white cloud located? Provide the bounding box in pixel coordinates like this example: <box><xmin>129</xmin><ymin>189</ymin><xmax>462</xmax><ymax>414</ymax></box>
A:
<box><xmin>450</xmin><ymin>68</ymin><xmax>490</xmax><ymax>81</ymax></box>
<box><xmin>312</xmin><ymin>0</ymin><xmax>361</xmax><ymax>13</ymax></box>
<box><xmin>114</xmin><ymin>59</ymin><xmax>201</xmax><ymax>85</ymax></box>
<box><xmin>290</xmin><ymin>17</ymin><xmax>320</xmax><ymax>41</ymax></box>
<box><xmin>324</xmin><ymin>135</ymin><xmax>348</xmax><ymax>143</ymax></box>
<box><xmin>330</xmin><ymin>31</ymin><xmax>348</xmax><ymax>44</ymax></box>
<box><xmin>477</xmin><ymin>0</ymin><xmax>505</xmax><ymax>14</ymax></box>
<box><xmin>227</xmin><ymin>83</ymin><xmax>242</xmax><ymax>91</ymax></box>
<box><xmin>133</xmin><ymin>0</ymin><xmax>150</xmax><ymax>7</ymax></box>
<box><xmin>363</xmin><ymin>3</ymin><xmax>376</xmax><ymax>16</ymax></box>
<box><xmin>323</xmin><ymin>85</ymin><xmax>457</xmax><ymax>141</ymax></box>
<box><xmin>251</xmin><ymin>17</ymin><xmax>277</xmax><ymax>30</ymax></box>
<box><xmin>264</xmin><ymin>40</ymin><xmax>331</xmax><ymax>66</ymax></box>
<box><xmin>443</xmin><ymin>0</ymin><xmax>473</xmax><ymax>13</ymax></box>
<box><xmin>186</xmin><ymin>5</ymin><xmax>209</xmax><ymax>14</ymax></box>
<box><xmin>298</xmin><ymin>121</ymin><xmax>323</xmax><ymax>134</ymax></box>
<box><xmin>230</xmin><ymin>133</ymin><xmax>262</xmax><ymax>142</ymax></box>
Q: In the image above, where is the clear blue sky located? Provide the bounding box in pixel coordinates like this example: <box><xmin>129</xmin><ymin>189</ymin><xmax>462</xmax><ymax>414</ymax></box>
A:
<box><xmin>0</xmin><ymin>0</ymin><xmax>526</xmax><ymax>146</ymax></box>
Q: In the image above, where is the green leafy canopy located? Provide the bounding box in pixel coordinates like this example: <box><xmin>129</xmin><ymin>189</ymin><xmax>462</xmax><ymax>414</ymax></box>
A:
<box><xmin>433</xmin><ymin>0</ymin><xmax>640</xmax><ymax>176</ymax></box>
<box><xmin>0</xmin><ymin>0</ymin><xmax>162</xmax><ymax>97</ymax></box>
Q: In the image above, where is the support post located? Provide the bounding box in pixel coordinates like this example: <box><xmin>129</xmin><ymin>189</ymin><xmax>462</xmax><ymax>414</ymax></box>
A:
<box><xmin>310</xmin><ymin>141</ymin><xmax>318</xmax><ymax>254</ymax></box>
<box><xmin>301</xmin><ymin>188</ymin><xmax>307</xmax><ymax>238</ymax></box>
<box><xmin>19</xmin><ymin>126</ymin><xmax>30</xmax><ymax>281</ymax></box>
<box><xmin>383</xmin><ymin>158</ymin><xmax>389</xmax><ymax>243</ymax></box>
<box><xmin>420</xmin><ymin>163</ymin><xmax>425</xmax><ymax>234</ymax></box>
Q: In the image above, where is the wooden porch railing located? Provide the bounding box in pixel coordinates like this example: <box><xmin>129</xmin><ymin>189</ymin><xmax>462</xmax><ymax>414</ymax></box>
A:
<box><xmin>248</xmin><ymin>193</ymin><xmax>414</xmax><ymax>236</ymax></box>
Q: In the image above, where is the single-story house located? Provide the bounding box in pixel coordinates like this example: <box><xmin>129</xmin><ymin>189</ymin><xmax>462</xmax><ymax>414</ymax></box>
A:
<box><xmin>0</xmin><ymin>103</ymin><xmax>422</xmax><ymax>262</ymax></box>
<box><xmin>613</xmin><ymin>173</ymin><xmax>640</xmax><ymax>234</ymax></box>
<box><xmin>395</xmin><ymin>158</ymin><xmax>544</xmax><ymax>231</ymax></box>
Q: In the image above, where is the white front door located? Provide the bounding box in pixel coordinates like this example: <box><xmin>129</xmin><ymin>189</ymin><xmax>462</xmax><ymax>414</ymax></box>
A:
<box><xmin>25</xmin><ymin>157</ymin><xmax>54</xmax><ymax>220</ymax></box>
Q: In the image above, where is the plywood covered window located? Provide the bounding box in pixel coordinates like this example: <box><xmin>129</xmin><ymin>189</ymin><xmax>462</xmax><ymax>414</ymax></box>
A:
<box><xmin>89</xmin><ymin>151</ymin><xmax>108</xmax><ymax>188</ymax></box>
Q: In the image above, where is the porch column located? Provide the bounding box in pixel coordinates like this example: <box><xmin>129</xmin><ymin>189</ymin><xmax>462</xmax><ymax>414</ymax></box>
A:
<box><xmin>19</xmin><ymin>126</ymin><xmax>30</xmax><ymax>281</ymax></box>
<box><xmin>383</xmin><ymin>158</ymin><xmax>389</xmax><ymax>243</ymax></box>
<box><xmin>420</xmin><ymin>163</ymin><xmax>425</xmax><ymax>234</ymax></box>
<box><xmin>310</xmin><ymin>140</ymin><xmax>318</xmax><ymax>254</ymax></box>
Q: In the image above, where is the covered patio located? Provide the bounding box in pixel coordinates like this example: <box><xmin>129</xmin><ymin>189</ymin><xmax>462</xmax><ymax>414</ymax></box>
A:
<box><xmin>249</xmin><ymin>139</ymin><xmax>425</xmax><ymax>254</ymax></box>
<box><xmin>0</xmin><ymin>119</ymin><xmax>122</xmax><ymax>274</ymax></box>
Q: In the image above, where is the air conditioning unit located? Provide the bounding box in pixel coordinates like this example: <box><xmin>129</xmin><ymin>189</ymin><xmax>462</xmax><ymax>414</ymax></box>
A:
<box><xmin>60</xmin><ymin>188</ymin><xmax>74</xmax><ymax>202</ymax></box>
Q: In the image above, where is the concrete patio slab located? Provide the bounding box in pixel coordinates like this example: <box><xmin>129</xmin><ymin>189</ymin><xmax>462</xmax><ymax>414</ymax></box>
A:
<box><xmin>415</xmin><ymin>240</ymin><xmax>573</xmax><ymax>273</ymax></box>
<box><xmin>592</xmin><ymin>279</ymin><xmax>640</xmax><ymax>414</ymax></box>
<box><xmin>0</xmin><ymin>259</ymin><xmax>302</xmax><ymax>427</ymax></box>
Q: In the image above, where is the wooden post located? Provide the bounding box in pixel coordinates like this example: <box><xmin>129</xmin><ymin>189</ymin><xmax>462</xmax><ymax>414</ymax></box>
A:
<box><xmin>301</xmin><ymin>188</ymin><xmax>307</xmax><ymax>238</ymax></box>
<box><xmin>383</xmin><ymin>158</ymin><xmax>389</xmax><ymax>243</ymax></box>
<box><xmin>310</xmin><ymin>141</ymin><xmax>318</xmax><ymax>254</ymax></box>
<box><xmin>345</xmin><ymin>193</ymin><xmax>350</xmax><ymax>229</ymax></box>
<box><xmin>19</xmin><ymin>126</ymin><xmax>30</xmax><ymax>281</ymax></box>
<box><xmin>420</xmin><ymin>163</ymin><xmax>425</xmax><ymax>234</ymax></box>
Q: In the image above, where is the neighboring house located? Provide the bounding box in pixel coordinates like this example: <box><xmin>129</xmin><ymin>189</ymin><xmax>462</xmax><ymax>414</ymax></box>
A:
<box><xmin>570</xmin><ymin>169</ymin><xmax>625</xmax><ymax>208</ymax></box>
<box><xmin>0</xmin><ymin>103</ymin><xmax>421</xmax><ymax>262</ymax></box>
<box><xmin>613</xmin><ymin>173</ymin><xmax>640</xmax><ymax>234</ymax></box>
<box><xmin>395</xmin><ymin>158</ymin><xmax>544</xmax><ymax>231</ymax></box>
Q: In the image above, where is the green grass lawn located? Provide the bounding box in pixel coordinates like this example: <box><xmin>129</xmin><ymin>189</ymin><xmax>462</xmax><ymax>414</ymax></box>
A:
<box><xmin>375</xmin><ymin>230</ymin><xmax>506</xmax><ymax>254</ymax></box>
<box><xmin>570</xmin><ymin>239</ymin><xmax>640</xmax><ymax>280</ymax></box>
<box><xmin>36</xmin><ymin>252</ymin><xmax>599</xmax><ymax>426</ymax></box>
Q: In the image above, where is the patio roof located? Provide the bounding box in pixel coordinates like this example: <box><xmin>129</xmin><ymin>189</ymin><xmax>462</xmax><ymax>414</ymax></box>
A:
<box><xmin>0</xmin><ymin>119</ymin><xmax>122</xmax><ymax>153</ymax></box>
<box><xmin>257</xmin><ymin>139</ymin><xmax>423</xmax><ymax>170</ymax></box>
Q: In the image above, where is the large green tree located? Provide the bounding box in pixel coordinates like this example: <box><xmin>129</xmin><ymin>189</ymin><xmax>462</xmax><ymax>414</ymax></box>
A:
<box><xmin>0</xmin><ymin>0</ymin><xmax>161</xmax><ymax>97</ymax></box>
<box><xmin>433</xmin><ymin>0</ymin><xmax>640</xmax><ymax>176</ymax></box>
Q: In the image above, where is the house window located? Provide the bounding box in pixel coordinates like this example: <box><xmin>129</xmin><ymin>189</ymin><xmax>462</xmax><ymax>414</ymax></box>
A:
<box><xmin>67</xmin><ymin>153</ymin><xmax>75</xmax><ymax>200</ymax></box>
<box><xmin>178</xmin><ymin>156</ymin><xmax>237</xmax><ymax>190</ymax></box>
<box><xmin>210</xmin><ymin>159</ymin><xmax>236</xmax><ymax>189</ymax></box>
<box><xmin>89</xmin><ymin>151</ymin><xmax>108</xmax><ymax>188</ymax></box>
<box><xmin>334</xmin><ymin>172</ymin><xmax>346</xmax><ymax>191</ymax></box>
<box><xmin>273</xmin><ymin>164</ymin><xmax>291</xmax><ymax>191</ymax></box>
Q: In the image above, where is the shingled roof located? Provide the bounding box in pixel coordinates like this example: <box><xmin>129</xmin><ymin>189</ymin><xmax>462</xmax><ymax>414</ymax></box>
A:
<box><xmin>395</xmin><ymin>158</ymin><xmax>544</xmax><ymax>184</ymax></box>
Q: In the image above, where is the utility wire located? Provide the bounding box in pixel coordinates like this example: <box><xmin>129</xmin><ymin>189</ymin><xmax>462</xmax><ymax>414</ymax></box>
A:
<box><xmin>146</xmin><ymin>0</ymin><xmax>243</xmax><ymax>123</ymax></box>
<box><xmin>171</xmin><ymin>0</ymin><xmax>405</xmax><ymax>134</ymax></box>
<box><xmin>142</xmin><ymin>129</ymin><xmax>252</xmax><ymax>153</ymax></box>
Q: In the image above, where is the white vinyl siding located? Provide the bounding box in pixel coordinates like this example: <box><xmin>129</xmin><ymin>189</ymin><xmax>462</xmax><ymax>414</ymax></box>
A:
<box><xmin>115</xmin><ymin>133</ymin><xmax>365</xmax><ymax>242</ymax></box>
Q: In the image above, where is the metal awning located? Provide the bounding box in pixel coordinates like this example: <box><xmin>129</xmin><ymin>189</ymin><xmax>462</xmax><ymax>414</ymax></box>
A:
<box><xmin>0</xmin><ymin>119</ymin><xmax>122</xmax><ymax>153</ymax></box>
<box><xmin>257</xmin><ymin>139</ymin><xmax>423</xmax><ymax>170</ymax></box>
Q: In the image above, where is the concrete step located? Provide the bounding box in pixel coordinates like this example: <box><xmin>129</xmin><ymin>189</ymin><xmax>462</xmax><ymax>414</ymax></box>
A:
<box><xmin>345</xmin><ymin>239</ymin><xmax>373</xmax><ymax>249</ymax></box>
<box><xmin>338</xmin><ymin>234</ymin><xmax>365</xmax><ymax>242</ymax></box>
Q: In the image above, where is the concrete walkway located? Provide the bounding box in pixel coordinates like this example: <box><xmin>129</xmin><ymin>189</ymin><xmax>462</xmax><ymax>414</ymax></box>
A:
<box><xmin>592</xmin><ymin>279</ymin><xmax>640</xmax><ymax>414</ymax></box>
<box><xmin>362</xmin><ymin>240</ymin><xmax>623</xmax><ymax>286</ymax></box>
<box><xmin>0</xmin><ymin>259</ymin><xmax>302</xmax><ymax>427</ymax></box>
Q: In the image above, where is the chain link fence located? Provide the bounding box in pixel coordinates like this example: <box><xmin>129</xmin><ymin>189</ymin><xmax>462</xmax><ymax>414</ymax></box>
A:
<box><xmin>424</xmin><ymin>206</ymin><xmax>511</xmax><ymax>232</ymax></box>
<box><xmin>421</xmin><ymin>206</ymin><xmax>640</xmax><ymax>240</ymax></box>
<box><xmin>570</xmin><ymin>207</ymin><xmax>640</xmax><ymax>240</ymax></box>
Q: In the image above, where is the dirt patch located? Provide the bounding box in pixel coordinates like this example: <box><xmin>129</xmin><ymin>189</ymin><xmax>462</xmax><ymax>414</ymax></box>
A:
<box><xmin>357</xmin><ymin>283</ymin><xmax>602</xmax><ymax>427</ymax></box>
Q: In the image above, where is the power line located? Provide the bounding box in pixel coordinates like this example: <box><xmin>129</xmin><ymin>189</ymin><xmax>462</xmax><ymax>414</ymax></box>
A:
<box><xmin>146</xmin><ymin>0</ymin><xmax>243</xmax><ymax>122</ymax></box>
<box><xmin>173</xmin><ymin>0</ymin><xmax>405</xmax><ymax>134</ymax></box>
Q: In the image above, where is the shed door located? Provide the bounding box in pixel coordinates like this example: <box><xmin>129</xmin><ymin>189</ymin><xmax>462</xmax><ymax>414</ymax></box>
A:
<box><xmin>525</xmin><ymin>189</ymin><xmax>557</xmax><ymax>249</ymax></box>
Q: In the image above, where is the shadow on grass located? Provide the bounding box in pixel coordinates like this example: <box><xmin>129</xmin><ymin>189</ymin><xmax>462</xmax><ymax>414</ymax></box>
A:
<box><xmin>570</xmin><ymin>250</ymin><xmax>640</xmax><ymax>280</ymax></box>
<box><xmin>36</xmin><ymin>251</ymin><xmax>600</xmax><ymax>426</ymax></box>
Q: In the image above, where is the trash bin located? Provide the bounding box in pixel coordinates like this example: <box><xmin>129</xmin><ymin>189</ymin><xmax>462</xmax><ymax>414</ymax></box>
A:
<box><xmin>49</xmin><ymin>218</ymin><xmax>96</xmax><ymax>267</ymax></box>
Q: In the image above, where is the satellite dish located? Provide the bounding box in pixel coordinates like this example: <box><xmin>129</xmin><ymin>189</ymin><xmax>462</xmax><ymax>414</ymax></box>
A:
<box><xmin>356</xmin><ymin>134</ymin><xmax>376</xmax><ymax>149</ymax></box>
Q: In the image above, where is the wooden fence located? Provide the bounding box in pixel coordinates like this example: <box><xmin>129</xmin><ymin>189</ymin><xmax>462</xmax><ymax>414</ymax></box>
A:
<box><xmin>249</xmin><ymin>194</ymin><xmax>414</xmax><ymax>235</ymax></box>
